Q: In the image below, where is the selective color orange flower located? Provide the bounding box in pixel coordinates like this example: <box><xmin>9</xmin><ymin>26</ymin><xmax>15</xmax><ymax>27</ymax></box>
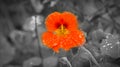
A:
<box><xmin>42</xmin><ymin>11</ymin><xmax>86</xmax><ymax>53</ymax></box>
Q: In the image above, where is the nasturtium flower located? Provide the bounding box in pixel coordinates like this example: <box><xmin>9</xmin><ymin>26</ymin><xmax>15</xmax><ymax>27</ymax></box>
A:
<box><xmin>42</xmin><ymin>11</ymin><xmax>86</xmax><ymax>53</ymax></box>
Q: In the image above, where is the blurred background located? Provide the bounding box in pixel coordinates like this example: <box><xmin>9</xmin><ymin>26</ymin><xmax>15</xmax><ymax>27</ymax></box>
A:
<box><xmin>0</xmin><ymin>0</ymin><xmax>120</xmax><ymax>67</ymax></box>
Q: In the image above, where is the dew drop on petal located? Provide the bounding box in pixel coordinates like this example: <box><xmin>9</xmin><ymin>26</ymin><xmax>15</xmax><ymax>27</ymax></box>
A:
<box><xmin>53</xmin><ymin>43</ymin><xmax>57</xmax><ymax>46</ymax></box>
<box><xmin>79</xmin><ymin>35</ymin><xmax>82</xmax><ymax>38</ymax></box>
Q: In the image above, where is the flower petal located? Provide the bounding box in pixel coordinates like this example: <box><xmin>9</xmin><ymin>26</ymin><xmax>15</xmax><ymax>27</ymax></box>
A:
<box><xmin>45</xmin><ymin>12</ymin><xmax>61</xmax><ymax>32</ymax></box>
<box><xmin>69</xmin><ymin>30</ymin><xmax>86</xmax><ymax>46</ymax></box>
<box><xmin>42</xmin><ymin>30</ymin><xmax>86</xmax><ymax>52</ymax></box>
<box><xmin>45</xmin><ymin>11</ymin><xmax>78</xmax><ymax>32</ymax></box>
<box><xmin>42</xmin><ymin>32</ymin><xmax>61</xmax><ymax>52</ymax></box>
<box><xmin>61</xmin><ymin>12</ymin><xmax>78</xmax><ymax>31</ymax></box>
<box><xmin>62</xmin><ymin>30</ymin><xmax>86</xmax><ymax>51</ymax></box>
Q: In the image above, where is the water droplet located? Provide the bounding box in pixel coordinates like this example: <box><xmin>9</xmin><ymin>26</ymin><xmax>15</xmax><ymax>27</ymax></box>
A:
<box><xmin>110</xmin><ymin>46</ymin><xmax>113</xmax><ymax>48</ymax></box>
<box><xmin>79</xmin><ymin>35</ymin><xmax>82</xmax><ymax>38</ymax></box>
<box><xmin>116</xmin><ymin>41</ymin><xmax>120</xmax><ymax>44</ymax></box>
<box><xmin>103</xmin><ymin>45</ymin><xmax>106</xmax><ymax>47</ymax></box>
<box><xmin>107</xmin><ymin>43</ymin><xmax>112</xmax><ymax>46</ymax></box>
<box><xmin>43</xmin><ymin>40</ymin><xmax>45</xmax><ymax>42</ymax></box>
<box><xmin>53</xmin><ymin>43</ymin><xmax>57</xmax><ymax>46</ymax></box>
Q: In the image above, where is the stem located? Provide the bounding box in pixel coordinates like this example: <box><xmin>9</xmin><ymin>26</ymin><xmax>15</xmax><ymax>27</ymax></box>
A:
<box><xmin>80</xmin><ymin>46</ymin><xmax>101</xmax><ymax>67</ymax></box>
<box><xmin>35</xmin><ymin>16</ymin><xmax>43</xmax><ymax>58</ymax></box>
<box><xmin>89</xmin><ymin>59</ymin><xmax>92</xmax><ymax>67</ymax></box>
<box><xmin>61</xmin><ymin>57</ymin><xmax>72</xmax><ymax>67</ymax></box>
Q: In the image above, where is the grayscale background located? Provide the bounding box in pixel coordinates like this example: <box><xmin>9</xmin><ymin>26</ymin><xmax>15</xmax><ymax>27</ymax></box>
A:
<box><xmin>0</xmin><ymin>0</ymin><xmax>120</xmax><ymax>67</ymax></box>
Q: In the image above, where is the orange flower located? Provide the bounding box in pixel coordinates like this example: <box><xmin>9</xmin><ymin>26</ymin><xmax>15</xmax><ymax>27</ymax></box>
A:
<box><xmin>42</xmin><ymin>11</ymin><xmax>86</xmax><ymax>53</ymax></box>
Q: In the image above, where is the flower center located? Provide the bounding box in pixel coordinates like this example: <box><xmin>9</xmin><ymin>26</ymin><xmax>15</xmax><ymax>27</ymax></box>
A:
<box><xmin>55</xmin><ymin>24</ymin><xmax>69</xmax><ymax>36</ymax></box>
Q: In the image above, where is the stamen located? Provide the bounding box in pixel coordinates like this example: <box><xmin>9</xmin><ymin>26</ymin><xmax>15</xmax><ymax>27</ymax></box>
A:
<box><xmin>60</xmin><ymin>24</ymin><xmax>64</xmax><ymax>33</ymax></box>
<box><xmin>55</xmin><ymin>24</ymin><xmax>69</xmax><ymax>35</ymax></box>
